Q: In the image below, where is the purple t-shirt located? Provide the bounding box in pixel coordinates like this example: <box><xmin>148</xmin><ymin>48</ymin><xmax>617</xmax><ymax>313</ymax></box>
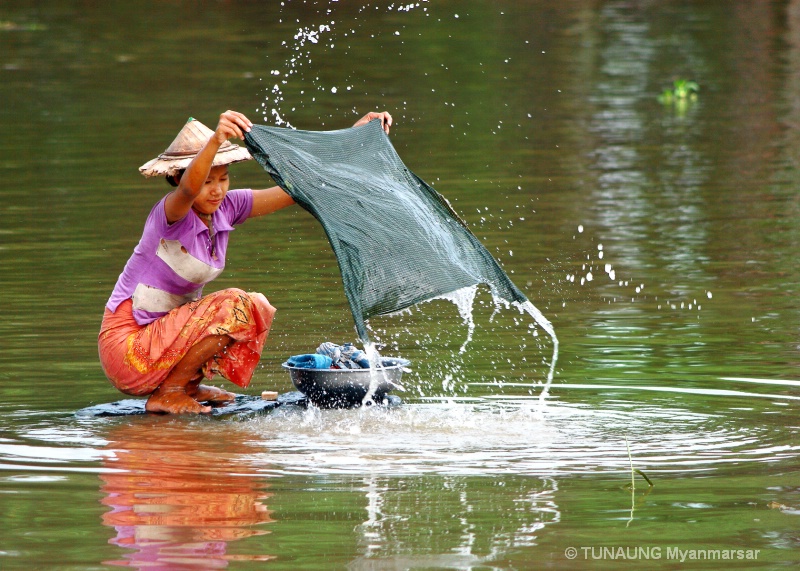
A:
<box><xmin>106</xmin><ymin>189</ymin><xmax>254</xmax><ymax>325</ymax></box>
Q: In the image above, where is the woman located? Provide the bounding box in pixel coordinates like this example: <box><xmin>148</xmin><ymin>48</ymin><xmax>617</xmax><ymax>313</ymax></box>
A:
<box><xmin>99</xmin><ymin>109</ymin><xmax>392</xmax><ymax>414</ymax></box>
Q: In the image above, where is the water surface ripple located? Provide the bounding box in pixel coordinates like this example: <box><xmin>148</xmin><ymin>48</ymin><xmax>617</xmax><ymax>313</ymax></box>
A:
<box><xmin>2</xmin><ymin>390</ymin><xmax>795</xmax><ymax>480</ymax></box>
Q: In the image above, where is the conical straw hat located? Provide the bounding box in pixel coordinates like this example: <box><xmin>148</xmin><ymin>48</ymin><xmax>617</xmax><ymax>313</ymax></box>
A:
<box><xmin>139</xmin><ymin>117</ymin><xmax>252</xmax><ymax>177</ymax></box>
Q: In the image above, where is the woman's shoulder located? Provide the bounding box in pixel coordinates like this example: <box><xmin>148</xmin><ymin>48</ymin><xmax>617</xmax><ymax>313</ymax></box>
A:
<box><xmin>142</xmin><ymin>194</ymin><xmax>195</xmax><ymax>237</ymax></box>
<box><xmin>143</xmin><ymin>194</ymin><xmax>171</xmax><ymax>228</ymax></box>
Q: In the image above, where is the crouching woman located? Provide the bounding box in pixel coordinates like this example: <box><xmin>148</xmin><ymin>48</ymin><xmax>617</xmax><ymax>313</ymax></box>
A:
<box><xmin>99</xmin><ymin>110</ymin><xmax>392</xmax><ymax>414</ymax></box>
<box><xmin>98</xmin><ymin>110</ymin><xmax>290</xmax><ymax>414</ymax></box>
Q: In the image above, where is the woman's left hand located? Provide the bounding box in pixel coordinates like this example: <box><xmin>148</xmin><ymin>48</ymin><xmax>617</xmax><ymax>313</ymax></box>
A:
<box><xmin>353</xmin><ymin>111</ymin><xmax>393</xmax><ymax>134</ymax></box>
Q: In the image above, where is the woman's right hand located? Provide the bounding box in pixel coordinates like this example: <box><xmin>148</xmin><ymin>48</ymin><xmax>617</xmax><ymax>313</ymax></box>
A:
<box><xmin>164</xmin><ymin>110</ymin><xmax>252</xmax><ymax>223</ymax></box>
<box><xmin>213</xmin><ymin>110</ymin><xmax>253</xmax><ymax>144</ymax></box>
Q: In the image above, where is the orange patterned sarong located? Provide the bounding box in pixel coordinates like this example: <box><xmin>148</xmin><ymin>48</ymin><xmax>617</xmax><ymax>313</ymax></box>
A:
<box><xmin>98</xmin><ymin>288</ymin><xmax>276</xmax><ymax>396</ymax></box>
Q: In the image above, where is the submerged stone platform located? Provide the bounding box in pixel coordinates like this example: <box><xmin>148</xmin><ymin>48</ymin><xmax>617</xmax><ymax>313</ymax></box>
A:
<box><xmin>75</xmin><ymin>392</ymin><xmax>307</xmax><ymax>418</ymax></box>
<box><xmin>75</xmin><ymin>391</ymin><xmax>401</xmax><ymax>418</ymax></box>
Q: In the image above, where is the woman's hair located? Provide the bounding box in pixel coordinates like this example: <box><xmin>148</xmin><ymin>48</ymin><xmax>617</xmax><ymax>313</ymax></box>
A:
<box><xmin>165</xmin><ymin>170</ymin><xmax>185</xmax><ymax>187</ymax></box>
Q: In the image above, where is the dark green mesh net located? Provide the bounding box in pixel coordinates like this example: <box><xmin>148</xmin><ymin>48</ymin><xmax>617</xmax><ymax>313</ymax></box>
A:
<box><xmin>245</xmin><ymin>119</ymin><xmax>528</xmax><ymax>342</ymax></box>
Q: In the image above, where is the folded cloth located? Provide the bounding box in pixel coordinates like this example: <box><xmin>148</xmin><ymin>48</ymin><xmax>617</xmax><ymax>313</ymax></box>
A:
<box><xmin>287</xmin><ymin>354</ymin><xmax>334</xmax><ymax>369</ymax></box>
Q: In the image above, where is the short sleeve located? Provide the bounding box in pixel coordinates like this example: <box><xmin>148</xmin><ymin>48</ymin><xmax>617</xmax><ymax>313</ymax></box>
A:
<box><xmin>147</xmin><ymin>195</ymin><xmax>172</xmax><ymax>235</ymax></box>
<box><xmin>150</xmin><ymin>194</ymin><xmax>194</xmax><ymax>239</ymax></box>
<box><xmin>221</xmin><ymin>189</ymin><xmax>254</xmax><ymax>226</ymax></box>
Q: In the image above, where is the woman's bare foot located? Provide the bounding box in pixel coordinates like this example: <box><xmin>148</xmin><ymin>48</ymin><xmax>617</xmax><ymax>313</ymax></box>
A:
<box><xmin>143</xmin><ymin>334</ymin><xmax>233</xmax><ymax>414</ymax></box>
<box><xmin>145</xmin><ymin>387</ymin><xmax>212</xmax><ymax>414</ymax></box>
<box><xmin>191</xmin><ymin>384</ymin><xmax>236</xmax><ymax>404</ymax></box>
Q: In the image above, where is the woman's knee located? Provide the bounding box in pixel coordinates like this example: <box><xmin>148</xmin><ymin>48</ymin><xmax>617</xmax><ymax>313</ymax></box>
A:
<box><xmin>216</xmin><ymin>287</ymin><xmax>248</xmax><ymax>299</ymax></box>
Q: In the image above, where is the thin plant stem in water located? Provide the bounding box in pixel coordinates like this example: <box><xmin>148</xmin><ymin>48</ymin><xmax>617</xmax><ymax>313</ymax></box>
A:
<box><xmin>626</xmin><ymin>435</ymin><xmax>635</xmax><ymax>491</ymax></box>
<box><xmin>624</xmin><ymin>435</ymin><xmax>654</xmax><ymax>527</ymax></box>
<box><xmin>625</xmin><ymin>436</ymin><xmax>654</xmax><ymax>489</ymax></box>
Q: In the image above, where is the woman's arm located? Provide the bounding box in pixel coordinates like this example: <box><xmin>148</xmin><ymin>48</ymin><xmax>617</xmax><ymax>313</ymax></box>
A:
<box><xmin>249</xmin><ymin>186</ymin><xmax>296</xmax><ymax>218</ymax></box>
<box><xmin>164</xmin><ymin>111</ymin><xmax>252</xmax><ymax>223</ymax></box>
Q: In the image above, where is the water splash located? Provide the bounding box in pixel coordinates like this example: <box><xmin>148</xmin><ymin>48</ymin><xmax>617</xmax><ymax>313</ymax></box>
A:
<box><xmin>362</xmin><ymin>341</ymin><xmax>386</xmax><ymax>406</ymax></box>
<box><xmin>366</xmin><ymin>286</ymin><xmax>558</xmax><ymax>403</ymax></box>
<box><xmin>435</xmin><ymin>287</ymin><xmax>558</xmax><ymax>402</ymax></box>
<box><xmin>513</xmin><ymin>300</ymin><xmax>559</xmax><ymax>403</ymax></box>
<box><xmin>431</xmin><ymin>286</ymin><xmax>477</xmax><ymax>353</ymax></box>
<box><xmin>263</xmin><ymin>2</ymin><xmax>558</xmax><ymax>401</ymax></box>
<box><xmin>260</xmin><ymin>1</ymin><xmax>430</xmax><ymax>127</ymax></box>
<box><xmin>263</xmin><ymin>21</ymin><xmax>335</xmax><ymax>128</ymax></box>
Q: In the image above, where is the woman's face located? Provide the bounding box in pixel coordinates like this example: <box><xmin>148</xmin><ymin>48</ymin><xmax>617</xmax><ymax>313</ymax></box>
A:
<box><xmin>192</xmin><ymin>166</ymin><xmax>230</xmax><ymax>215</ymax></box>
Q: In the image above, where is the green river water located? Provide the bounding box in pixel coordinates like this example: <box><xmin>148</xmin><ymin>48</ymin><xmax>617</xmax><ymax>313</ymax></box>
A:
<box><xmin>1</xmin><ymin>1</ymin><xmax>798</xmax><ymax>569</ymax></box>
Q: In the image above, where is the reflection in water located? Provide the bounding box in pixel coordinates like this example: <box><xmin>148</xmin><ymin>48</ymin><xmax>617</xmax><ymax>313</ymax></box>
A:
<box><xmin>99</xmin><ymin>420</ymin><xmax>274</xmax><ymax>569</ymax></box>
<box><xmin>588</xmin><ymin>2</ymin><xmax>712</xmax><ymax>283</ymax></box>
<box><xmin>349</xmin><ymin>476</ymin><xmax>559</xmax><ymax>570</ymax></box>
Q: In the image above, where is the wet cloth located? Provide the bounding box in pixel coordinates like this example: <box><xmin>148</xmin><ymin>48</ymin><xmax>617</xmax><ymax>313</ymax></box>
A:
<box><xmin>244</xmin><ymin>120</ymin><xmax>528</xmax><ymax>342</ymax></box>
<box><xmin>286</xmin><ymin>354</ymin><xmax>333</xmax><ymax>369</ymax></box>
<box><xmin>106</xmin><ymin>189</ymin><xmax>254</xmax><ymax>325</ymax></box>
<box><xmin>316</xmin><ymin>342</ymin><xmax>370</xmax><ymax>369</ymax></box>
<box><xmin>98</xmin><ymin>289</ymin><xmax>275</xmax><ymax>396</ymax></box>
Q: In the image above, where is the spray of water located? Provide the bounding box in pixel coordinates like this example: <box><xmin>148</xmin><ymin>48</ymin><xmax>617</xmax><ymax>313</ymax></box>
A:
<box><xmin>262</xmin><ymin>2</ymin><xmax>559</xmax><ymax>404</ymax></box>
<box><xmin>514</xmin><ymin>300</ymin><xmax>559</xmax><ymax>402</ymax></box>
<box><xmin>361</xmin><ymin>342</ymin><xmax>385</xmax><ymax>406</ymax></box>
<box><xmin>262</xmin><ymin>1</ymin><xmax>430</xmax><ymax>128</ymax></box>
<box><xmin>362</xmin><ymin>286</ymin><xmax>558</xmax><ymax>406</ymax></box>
<box><xmin>435</xmin><ymin>286</ymin><xmax>477</xmax><ymax>354</ymax></box>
